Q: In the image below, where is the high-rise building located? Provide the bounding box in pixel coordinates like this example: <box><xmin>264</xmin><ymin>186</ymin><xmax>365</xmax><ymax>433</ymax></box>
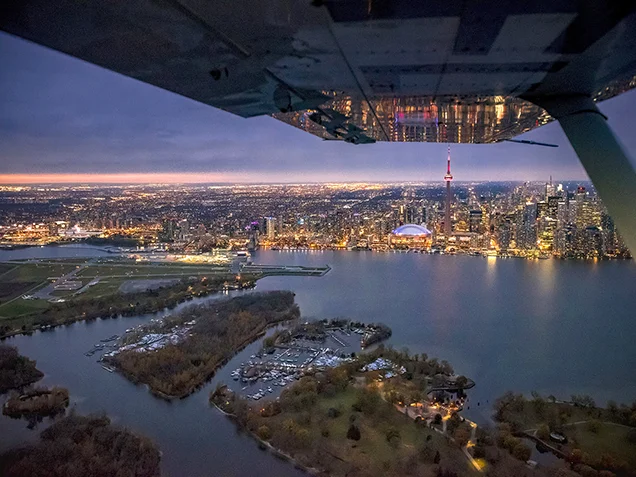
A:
<box><xmin>516</xmin><ymin>202</ymin><xmax>537</xmax><ymax>250</ymax></box>
<box><xmin>545</xmin><ymin>176</ymin><xmax>556</xmax><ymax>200</ymax></box>
<box><xmin>247</xmin><ymin>221</ymin><xmax>260</xmax><ymax>251</ymax></box>
<box><xmin>265</xmin><ymin>216</ymin><xmax>276</xmax><ymax>240</ymax></box>
<box><xmin>444</xmin><ymin>146</ymin><xmax>453</xmax><ymax>237</ymax></box>
<box><xmin>469</xmin><ymin>210</ymin><xmax>483</xmax><ymax>233</ymax></box>
<box><xmin>178</xmin><ymin>219</ymin><xmax>189</xmax><ymax>240</ymax></box>
<box><xmin>497</xmin><ymin>216</ymin><xmax>513</xmax><ymax>252</ymax></box>
<box><xmin>547</xmin><ymin>196</ymin><xmax>560</xmax><ymax>220</ymax></box>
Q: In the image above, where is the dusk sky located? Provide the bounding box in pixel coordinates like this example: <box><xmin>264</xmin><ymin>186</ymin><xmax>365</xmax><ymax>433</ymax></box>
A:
<box><xmin>1</xmin><ymin>31</ymin><xmax>636</xmax><ymax>184</ymax></box>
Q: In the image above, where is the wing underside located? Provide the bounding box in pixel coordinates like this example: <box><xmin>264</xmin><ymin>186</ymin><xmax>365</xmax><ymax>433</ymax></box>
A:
<box><xmin>2</xmin><ymin>0</ymin><xmax>636</xmax><ymax>144</ymax></box>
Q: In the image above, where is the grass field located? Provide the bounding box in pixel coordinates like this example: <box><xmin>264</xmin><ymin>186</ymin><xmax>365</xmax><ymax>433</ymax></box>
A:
<box><xmin>0</xmin><ymin>281</ymin><xmax>40</xmax><ymax>301</ymax></box>
<box><xmin>257</xmin><ymin>387</ymin><xmax>477</xmax><ymax>477</ymax></box>
<box><xmin>0</xmin><ymin>264</ymin><xmax>18</xmax><ymax>277</ymax></box>
<box><xmin>0</xmin><ymin>263</ymin><xmax>75</xmax><ymax>318</ymax></box>
<box><xmin>76</xmin><ymin>280</ymin><xmax>125</xmax><ymax>299</ymax></box>
<box><xmin>0</xmin><ymin>298</ymin><xmax>50</xmax><ymax>318</ymax></box>
<box><xmin>0</xmin><ymin>256</ymin><xmax>315</xmax><ymax>324</ymax></box>
<box><xmin>77</xmin><ymin>264</ymin><xmax>229</xmax><ymax>278</ymax></box>
<box><xmin>566</xmin><ymin>422</ymin><xmax>636</xmax><ymax>471</ymax></box>
<box><xmin>2</xmin><ymin>263</ymin><xmax>77</xmax><ymax>282</ymax></box>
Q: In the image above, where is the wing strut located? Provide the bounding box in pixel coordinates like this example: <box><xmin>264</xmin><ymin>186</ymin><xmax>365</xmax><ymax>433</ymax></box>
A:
<box><xmin>532</xmin><ymin>95</ymin><xmax>636</xmax><ymax>256</ymax></box>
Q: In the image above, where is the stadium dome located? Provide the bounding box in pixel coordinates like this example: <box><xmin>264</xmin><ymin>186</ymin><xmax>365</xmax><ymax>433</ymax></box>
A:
<box><xmin>391</xmin><ymin>224</ymin><xmax>432</xmax><ymax>236</ymax></box>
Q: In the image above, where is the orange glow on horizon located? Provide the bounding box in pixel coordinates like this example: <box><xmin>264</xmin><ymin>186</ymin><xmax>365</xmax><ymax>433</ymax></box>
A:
<box><xmin>0</xmin><ymin>173</ymin><xmax>252</xmax><ymax>184</ymax></box>
<box><xmin>0</xmin><ymin>172</ymin><xmax>416</xmax><ymax>185</ymax></box>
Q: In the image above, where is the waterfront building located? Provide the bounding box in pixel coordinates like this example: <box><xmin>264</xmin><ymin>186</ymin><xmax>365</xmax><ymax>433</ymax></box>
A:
<box><xmin>515</xmin><ymin>202</ymin><xmax>538</xmax><ymax>250</ymax></box>
<box><xmin>496</xmin><ymin>217</ymin><xmax>513</xmax><ymax>252</ymax></box>
<box><xmin>389</xmin><ymin>224</ymin><xmax>432</xmax><ymax>249</ymax></box>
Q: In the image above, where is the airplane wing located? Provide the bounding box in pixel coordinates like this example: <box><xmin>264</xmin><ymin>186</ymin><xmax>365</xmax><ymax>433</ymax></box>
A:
<box><xmin>1</xmin><ymin>0</ymin><xmax>636</xmax><ymax>144</ymax></box>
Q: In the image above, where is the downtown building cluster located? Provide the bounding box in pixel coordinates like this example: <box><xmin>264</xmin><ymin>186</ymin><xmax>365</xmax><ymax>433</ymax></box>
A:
<box><xmin>0</xmin><ymin>181</ymin><xmax>630</xmax><ymax>260</ymax></box>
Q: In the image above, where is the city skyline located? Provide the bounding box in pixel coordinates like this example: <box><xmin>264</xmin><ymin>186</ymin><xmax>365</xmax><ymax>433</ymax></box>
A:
<box><xmin>2</xmin><ymin>31</ymin><xmax>636</xmax><ymax>184</ymax></box>
<box><xmin>0</xmin><ymin>179</ymin><xmax>628</xmax><ymax>260</ymax></box>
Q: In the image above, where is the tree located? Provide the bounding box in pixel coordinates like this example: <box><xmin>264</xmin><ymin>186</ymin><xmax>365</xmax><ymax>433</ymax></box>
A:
<box><xmin>352</xmin><ymin>387</ymin><xmax>380</xmax><ymax>415</ymax></box>
<box><xmin>568</xmin><ymin>448</ymin><xmax>583</xmax><ymax>466</ymax></box>
<box><xmin>598</xmin><ymin>471</ymin><xmax>616</xmax><ymax>477</ymax></box>
<box><xmin>537</xmin><ymin>423</ymin><xmax>550</xmax><ymax>440</ymax></box>
<box><xmin>576</xmin><ymin>464</ymin><xmax>599</xmax><ymax>477</ymax></box>
<box><xmin>446</xmin><ymin>412</ymin><xmax>462</xmax><ymax>433</ymax></box>
<box><xmin>409</xmin><ymin>389</ymin><xmax>423</xmax><ymax>404</ymax></box>
<box><xmin>512</xmin><ymin>442</ymin><xmax>531</xmax><ymax>462</ymax></box>
<box><xmin>571</xmin><ymin>394</ymin><xmax>596</xmax><ymax>408</ymax></box>
<box><xmin>531</xmin><ymin>391</ymin><xmax>546</xmax><ymax>417</ymax></box>
<box><xmin>473</xmin><ymin>445</ymin><xmax>486</xmax><ymax>459</ymax></box>
<box><xmin>504</xmin><ymin>435</ymin><xmax>519</xmax><ymax>451</ymax></box>
<box><xmin>347</xmin><ymin>424</ymin><xmax>361</xmax><ymax>441</ymax></box>
<box><xmin>553</xmin><ymin>469</ymin><xmax>582</xmax><ymax>477</ymax></box>
<box><xmin>418</xmin><ymin>443</ymin><xmax>435</xmax><ymax>463</ymax></box>
<box><xmin>455</xmin><ymin>375</ymin><xmax>468</xmax><ymax>389</ymax></box>
<box><xmin>257</xmin><ymin>425</ymin><xmax>272</xmax><ymax>440</ymax></box>
<box><xmin>440</xmin><ymin>360</ymin><xmax>454</xmax><ymax>375</ymax></box>
<box><xmin>586</xmin><ymin>419</ymin><xmax>601</xmax><ymax>434</ymax></box>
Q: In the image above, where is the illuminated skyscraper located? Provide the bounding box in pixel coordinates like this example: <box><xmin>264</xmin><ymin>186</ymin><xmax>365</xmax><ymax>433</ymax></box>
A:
<box><xmin>265</xmin><ymin>216</ymin><xmax>276</xmax><ymax>240</ymax></box>
<box><xmin>545</xmin><ymin>176</ymin><xmax>556</xmax><ymax>200</ymax></box>
<box><xmin>444</xmin><ymin>146</ymin><xmax>453</xmax><ymax>237</ymax></box>
<box><xmin>469</xmin><ymin>210</ymin><xmax>483</xmax><ymax>233</ymax></box>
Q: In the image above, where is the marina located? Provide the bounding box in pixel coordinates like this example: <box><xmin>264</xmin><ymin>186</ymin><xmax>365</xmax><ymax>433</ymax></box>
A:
<box><xmin>224</xmin><ymin>319</ymin><xmax>391</xmax><ymax>399</ymax></box>
<box><xmin>1</xmin><ymin>248</ymin><xmax>635</xmax><ymax>477</ymax></box>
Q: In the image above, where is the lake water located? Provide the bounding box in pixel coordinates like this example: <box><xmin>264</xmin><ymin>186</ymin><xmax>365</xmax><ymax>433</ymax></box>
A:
<box><xmin>1</xmin><ymin>246</ymin><xmax>635</xmax><ymax>476</ymax></box>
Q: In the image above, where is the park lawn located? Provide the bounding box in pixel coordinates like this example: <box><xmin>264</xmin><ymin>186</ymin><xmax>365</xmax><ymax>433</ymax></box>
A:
<box><xmin>261</xmin><ymin>386</ymin><xmax>477</xmax><ymax>477</ymax></box>
<box><xmin>77</xmin><ymin>280</ymin><xmax>124</xmax><ymax>299</ymax></box>
<box><xmin>0</xmin><ymin>298</ymin><xmax>50</xmax><ymax>319</ymax></box>
<box><xmin>566</xmin><ymin>422</ymin><xmax>636</xmax><ymax>471</ymax></box>
<box><xmin>0</xmin><ymin>264</ymin><xmax>18</xmax><ymax>277</ymax></box>
<box><xmin>0</xmin><ymin>281</ymin><xmax>41</xmax><ymax>301</ymax></box>
<box><xmin>31</xmin><ymin>258</ymin><xmax>91</xmax><ymax>265</ymax></box>
<box><xmin>497</xmin><ymin>398</ymin><xmax>597</xmax><ymax>430</ymax></box>
<box><xmin>77</xmin><ymin>265</ymin><xmax>155</xmax><ymax>278</ymax></box>
<box><xmin>3</xmin><ymin>263</ymin><xmax>77</xmax><ymax>282</ymax></box>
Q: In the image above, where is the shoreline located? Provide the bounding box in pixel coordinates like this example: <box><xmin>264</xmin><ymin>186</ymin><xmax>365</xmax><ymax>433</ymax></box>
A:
<box><xmin>103</xmin><ymin>293</ymin><xmax>300</xmax><ymax>400</ymax></box>
<box><xmin>0</xmin><ymin>280</ymin><xmax>257</xmax><ymax>341</ymax></box>
<box><xmin>115</xmin><ymin>328</ymin><xmax>272</xmax><ymax>401</ymax></box>
<box><xmin>210</xmin><ymin>401</ymin><xmax>322</xmax><ymax>476</ymax></box>
<box><xmin>1</xmin><ymin>243</ymin><xmax>631</xmax><ymax>262</ymax></box>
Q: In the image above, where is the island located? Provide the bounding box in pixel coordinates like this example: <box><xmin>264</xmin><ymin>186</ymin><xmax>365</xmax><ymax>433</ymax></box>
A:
<box><xmin>0</xmin><ymin>255</ymin><xmax>329</xmax><ymax>338</ymax></box>
<box><xmin>493</xmin><ymin>391</ymin><xmax>636</xmax><ymax>477</ymax></box>
<box><xmin>211</xmin><ymin>346</ymin><xmax>489</xmax><ymax>477</ymax></box>
<box><xmin>103</xmin><ymin>291</ymin><xmax>301</xmax><ymax>398</ymax></box>
<box><xmin>0</xmin><ymin>413</ymin><xmax>161</xmax><ymax>477</ymax></box>
<box><xmin>0</xmin><ymin>273</ymin><xmax>255</xmax><ymax>338</ymax></box>
<box><xmin>3</xmin><ymin>386</ymin><xmax>70</xmax><ymax>420</ymax></box>
<box><xmin>0</xmin><ymin>344</ymin><xmax>44</xmax><ymax>393</ymax></box>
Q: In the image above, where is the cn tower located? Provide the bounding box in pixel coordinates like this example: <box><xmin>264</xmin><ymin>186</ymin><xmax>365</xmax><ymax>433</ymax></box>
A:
<box><xmin>444</xmin><ymin>146</ymin><xmax>453</xmax><ymax>237</ymax></box>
